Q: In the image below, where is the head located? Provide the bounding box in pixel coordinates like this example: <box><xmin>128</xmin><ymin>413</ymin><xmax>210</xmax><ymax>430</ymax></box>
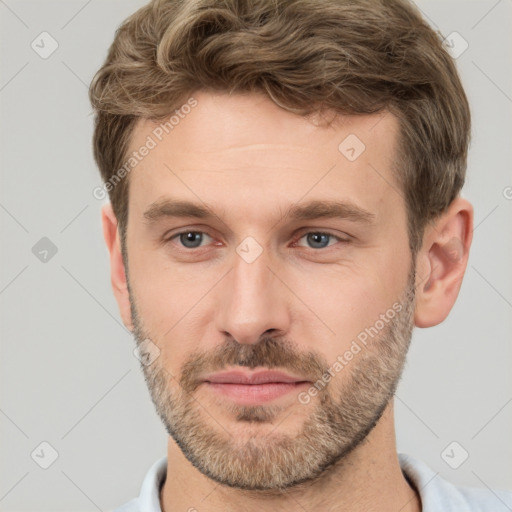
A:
<box><xmin>91</xmin><ymin>0</ymin><xmax>473</xmax><ymax>492</ymax></box>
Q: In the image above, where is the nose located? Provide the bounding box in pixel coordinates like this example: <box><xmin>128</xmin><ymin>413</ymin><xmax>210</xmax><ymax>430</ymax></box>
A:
<box><xmin>214</xmin><ymin>247</ymin><xmax>292</xmax><ymax>346</ymax></box>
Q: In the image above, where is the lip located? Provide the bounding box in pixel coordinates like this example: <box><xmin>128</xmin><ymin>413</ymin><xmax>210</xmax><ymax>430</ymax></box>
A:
<box><xmin>203</xmin><ymin>370</ymin><xmax>308</xmax><ymax>385</ymax></box>
<box><xmin>202</xmin><ymin>370</ymin><xmax>311</xmax><ymax>405</ymax></box>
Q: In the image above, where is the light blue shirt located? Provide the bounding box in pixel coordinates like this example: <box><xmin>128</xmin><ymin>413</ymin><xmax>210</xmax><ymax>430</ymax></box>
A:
<box><xmin>112</xmin><ymin>453</ymin><xmax>512</xmax><ymax>511</ymax></box>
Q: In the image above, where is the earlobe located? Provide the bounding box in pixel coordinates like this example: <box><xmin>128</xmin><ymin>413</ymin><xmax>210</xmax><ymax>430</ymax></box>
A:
<box><xmin>101</xmin><ymin>203</ymin><xmax>134</xmax><ymax>331</ymax></box>
<box><xmin>414</xmin><ymin>198</ymin><xmax>473</xmax><ymax>328</ymax></box>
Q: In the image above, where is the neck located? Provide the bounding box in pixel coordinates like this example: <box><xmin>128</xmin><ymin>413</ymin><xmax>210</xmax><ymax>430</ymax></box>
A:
<box><xmin>160</xmin><ymin>400</ymin><xmax>421</xmax><ymax>512</ymax></box>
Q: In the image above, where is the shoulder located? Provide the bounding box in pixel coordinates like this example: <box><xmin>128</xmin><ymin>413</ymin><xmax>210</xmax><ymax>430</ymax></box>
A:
<box><xmin>399</xmin><ymin>453</ymin><xmax>512</xmax><ymax>512</ymax></box>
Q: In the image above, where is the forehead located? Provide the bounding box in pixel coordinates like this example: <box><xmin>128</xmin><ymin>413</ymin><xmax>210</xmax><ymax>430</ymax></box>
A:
<box><xmin>125</xmin><ymin>91</ymin><xmax>403</xmax><ymax>224</ymax></box>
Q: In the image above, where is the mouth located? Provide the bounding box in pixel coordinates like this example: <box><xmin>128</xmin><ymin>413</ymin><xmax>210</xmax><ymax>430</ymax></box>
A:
<box><xmin>201</xmin><ymin>370</ymin><xmax>311</xmax><ymax>405</ymax></box>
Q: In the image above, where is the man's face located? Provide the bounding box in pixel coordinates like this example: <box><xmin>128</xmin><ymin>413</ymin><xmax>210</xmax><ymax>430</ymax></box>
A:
<box><xmin>123</xmin><ymin>92</ymin><xmax>415</xmax><ymax>490</ymax></box>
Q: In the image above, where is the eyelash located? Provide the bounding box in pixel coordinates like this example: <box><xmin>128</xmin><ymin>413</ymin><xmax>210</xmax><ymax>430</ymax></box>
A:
<box><xmin>165</xmin><ymin>229</ymin><xmax>350</xmax><ymax>251</ymax></box>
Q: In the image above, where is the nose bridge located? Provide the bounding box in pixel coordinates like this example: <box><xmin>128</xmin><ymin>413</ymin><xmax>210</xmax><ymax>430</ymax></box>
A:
<box><xmin>215</xmin><ymin>241</ymin><xmax>290</xmax><ymax>345</ymax></box>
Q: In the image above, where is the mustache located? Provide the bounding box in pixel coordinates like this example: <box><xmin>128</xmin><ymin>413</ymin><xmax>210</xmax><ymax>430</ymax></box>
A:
<box><xmin>178</xmin><ymin>336</ymin><xmax>328</xmax><ymax>394</ymax></box>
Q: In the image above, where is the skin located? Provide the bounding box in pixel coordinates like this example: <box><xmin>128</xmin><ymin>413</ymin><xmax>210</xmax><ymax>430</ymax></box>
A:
<box><xmin>102</xmin><ymin>91</ymin><xmax>473</xmax><ymax>511</ymax></box>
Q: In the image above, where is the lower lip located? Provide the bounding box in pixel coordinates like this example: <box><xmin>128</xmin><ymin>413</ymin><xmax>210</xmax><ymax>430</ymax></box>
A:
<box><xmin>204</xmin><ymin>382</ymin><xmax>310</xmax><ymax>405</ymax></box>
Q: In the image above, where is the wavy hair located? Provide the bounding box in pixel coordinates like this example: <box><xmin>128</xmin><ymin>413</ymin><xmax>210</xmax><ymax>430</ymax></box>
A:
<box><xmin>90</xmin><ymin>0</ymin><xmax>470</xmax><ymax>253</ymax></box>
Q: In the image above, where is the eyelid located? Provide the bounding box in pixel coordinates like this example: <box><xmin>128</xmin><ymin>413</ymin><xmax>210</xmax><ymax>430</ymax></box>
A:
<box><xmin>164</xmin><ymin>225</ymin><xmax>213</xmax><ymax>240</ymax></box>
<box><xmin>290</xmin><ymin>226</ymin><xmax>352</xmax><ymax>242</ymax></box>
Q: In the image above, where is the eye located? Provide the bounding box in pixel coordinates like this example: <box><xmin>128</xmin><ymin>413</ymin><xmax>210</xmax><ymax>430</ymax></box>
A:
<box><xmin>294</xmin><ymin>231</ymin><xmax>348</xmax><ymax>249</ymax></box>
<box><xmin>165</xmin><ymin>229</ymin><xmax>349</xmax><ymax>251</ymax></box>
<box><xmin>169</xmin><ymin>231</ymin><xmax>213</xmax><ymax>249</ymax></box>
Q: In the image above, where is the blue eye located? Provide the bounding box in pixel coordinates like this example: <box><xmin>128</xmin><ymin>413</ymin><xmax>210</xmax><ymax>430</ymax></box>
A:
<box><xmin>296</xmin><ymin>232</ymin><xmax>341</xmax><ymax>249</ymax></box>
<box><xmin>174</xmin><ymin>231</ymin><xmax>212</xmax><ymax>248</ymax></box>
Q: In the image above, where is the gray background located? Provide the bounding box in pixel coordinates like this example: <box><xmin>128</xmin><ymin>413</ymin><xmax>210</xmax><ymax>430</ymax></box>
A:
<box><xmin>1</xmin><ymin>0</ymin><xmax>511</xmax><ymax>510</ymax></box>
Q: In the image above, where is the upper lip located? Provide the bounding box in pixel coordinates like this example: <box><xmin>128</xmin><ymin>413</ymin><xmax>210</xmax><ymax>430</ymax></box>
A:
<box><xmin>203</xmin><ymin>370</ymin><xmax>309</xmax><ymax>385</ymax></box>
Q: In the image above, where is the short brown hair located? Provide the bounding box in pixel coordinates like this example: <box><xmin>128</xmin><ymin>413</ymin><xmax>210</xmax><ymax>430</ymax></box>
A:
<box><xmin>89</xmin><ymin>0</ymin><xmax>470</xmax><ymax>254</ymax></box>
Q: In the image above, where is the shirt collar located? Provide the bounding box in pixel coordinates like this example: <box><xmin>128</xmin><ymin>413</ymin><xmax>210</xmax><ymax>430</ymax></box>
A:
<box><xmin>135</xmin><ymin>453</ymin><xmax>468</xmax><ymax>511</ymax></box>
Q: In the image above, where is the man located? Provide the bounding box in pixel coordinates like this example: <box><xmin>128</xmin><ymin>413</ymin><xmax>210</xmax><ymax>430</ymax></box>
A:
<box><xmin>89</xmin><ymin>0</ymin><xmax>512</xmax><ymax>510</ymax></box>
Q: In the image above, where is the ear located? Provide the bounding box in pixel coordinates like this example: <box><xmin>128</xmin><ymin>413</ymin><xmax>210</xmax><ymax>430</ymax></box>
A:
<box><xmin>414</xmin><ymin>197</ymin><xmax>473</xmax><ymax>328</ymax></box>
<box><xmin>101</xmin><ymin>203</ymin><xmax>133</xmax><ymax>331</ymax></box>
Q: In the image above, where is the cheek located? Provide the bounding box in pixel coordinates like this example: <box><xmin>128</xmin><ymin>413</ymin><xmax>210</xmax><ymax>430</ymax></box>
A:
<box><xmin>291</xmin><ymin>269</ymin><xmax>389</xmax><ymax>347</ymax></box>
<box><xmin>286</xmin><ymin>253</ymin><xmax>409</xmax><ymax>357</ymax></box>
<box><xmin>126</xmin><ymin>252</ymin><xmax>201</xmax><ymax>366</ymax></box>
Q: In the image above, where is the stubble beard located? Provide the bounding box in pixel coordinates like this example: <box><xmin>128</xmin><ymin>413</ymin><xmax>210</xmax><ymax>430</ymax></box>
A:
<box><xmin>129</xmin><ymin>268</ymin><xmax>416</xmax><ymax>491</ymax></box>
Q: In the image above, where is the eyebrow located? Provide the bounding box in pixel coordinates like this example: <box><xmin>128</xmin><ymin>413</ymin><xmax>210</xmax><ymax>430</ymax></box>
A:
<box><xmin>143</xmin><ymin>198</ymin><xmax>375</xmax><ymax>225</ymax></box>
